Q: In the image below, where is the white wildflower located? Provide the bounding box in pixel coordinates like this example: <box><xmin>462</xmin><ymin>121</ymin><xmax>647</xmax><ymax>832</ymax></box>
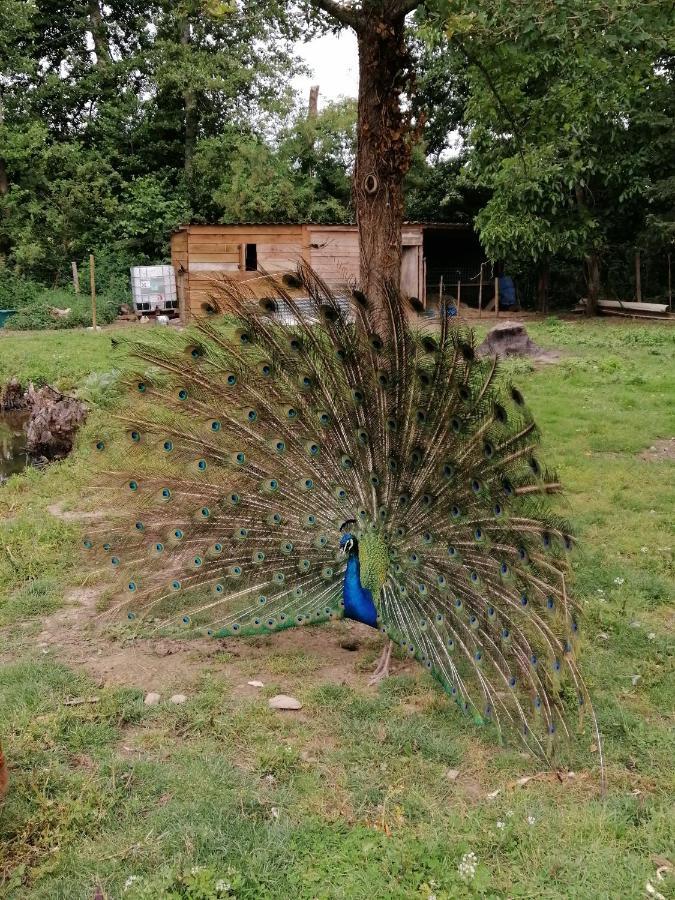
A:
<box><xmin>458</xmin><ymin>851</ymin><xmax>478</xmax><ymax>881</ymax></box>
<box><xmin>614</xmin><ymin>577</ymin><xmax>625</xmax><ymax>586</ymax></box>
<box><xmin>124</xmin><ymin>876</ymin><xmax>141</xmax><ymax>891</ymax></box>
<box><xmin>428</xmin><ymin>895</ymin><xmax>437</xmax><ymax>900</ymax></box>
<box><xmin>527</xmin><ymin>815</ymin><xmax>536</xmax><ymax>825</ymax></box>
<box><xmin>496</xmin><ymin>820</ymin><xmax>505</xmax><ymax>829</ymax></box>
<box><xmin>647</xmin><ymin>633</ymin><xmax>656</xmax><ymax>641</ymax></box>
<box><xmin>506</xmin><ymin>809</ymin><xmax>514</xmax><ymax>818</ymax></box>
<box><xmin>597</xmin><ymin>589</ymin><xmax>604</xmax><ymax>594</ymax></box>
<box><xmin>641</xmin><ymin>547</ymin><xmax>648</xmax><ymax>553</ymax></box>
<box><xmin>270</xmin><ymin>806</ymin><xmax>280</xmax><ymax>819</ymax></box>
<box><xmin>190</xmin><ymin>866</ymin><xmax>204</xmax><ymax>876</ymax></box>
<box><xmin>215</xmin><ymin>880</ymin><xmax>232</xmax><ymax>894</ymax></box>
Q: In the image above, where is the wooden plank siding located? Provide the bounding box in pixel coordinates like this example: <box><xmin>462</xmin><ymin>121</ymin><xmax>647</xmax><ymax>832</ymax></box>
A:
<box><xmin>171</xmin><ymin>223</ymin><xmax>433</xmax><ymax>320</ymax></box>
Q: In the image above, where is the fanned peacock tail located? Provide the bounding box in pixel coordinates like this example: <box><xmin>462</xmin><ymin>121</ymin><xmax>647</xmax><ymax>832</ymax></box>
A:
<box><xmin>85</xmin><ymin>263</ymin><xmax>602</xmax><ymax>770</ymax></box>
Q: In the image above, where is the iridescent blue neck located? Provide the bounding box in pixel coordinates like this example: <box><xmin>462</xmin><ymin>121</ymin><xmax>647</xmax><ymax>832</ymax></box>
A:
<box><xmin>343</xmin><ymin>552</ymin><xmax>378</xmax><ymax>628</ymax></box>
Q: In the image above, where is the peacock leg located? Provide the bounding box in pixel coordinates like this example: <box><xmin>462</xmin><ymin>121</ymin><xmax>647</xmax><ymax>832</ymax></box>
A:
<box><xmin>368</xmin><ymin>639</ymin><xmax>393</xmax><ymax>685</ymax></box>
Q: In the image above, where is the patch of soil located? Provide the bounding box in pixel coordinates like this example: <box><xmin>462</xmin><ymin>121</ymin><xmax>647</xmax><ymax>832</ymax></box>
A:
<box><xmin>36</xmin><ymin>585</ymin><xmax>396</xmax><ymax>697</ymax></box>
<box><xmin>639</xmin><ymin>438</ymin><xmax>675</xmax><ymax>462</ymax></box>
<box><xmin>476</xmin><ymin>320</ymin><xmax>561</xmax><ymax>363</ymax></box>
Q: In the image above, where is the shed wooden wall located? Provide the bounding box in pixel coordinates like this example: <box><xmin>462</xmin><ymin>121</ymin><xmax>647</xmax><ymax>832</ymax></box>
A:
<box><xmin>171</xmin><ymin>223</ymin><xmax>427</xmax><ymax>320</ymax></box>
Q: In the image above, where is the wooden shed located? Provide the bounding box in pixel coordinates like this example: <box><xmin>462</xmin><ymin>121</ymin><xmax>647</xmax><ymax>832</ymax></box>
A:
<box><xmin>171</xmin><ymin>222</ymin><xmax>479</xmax><ymax>321</ymax></box>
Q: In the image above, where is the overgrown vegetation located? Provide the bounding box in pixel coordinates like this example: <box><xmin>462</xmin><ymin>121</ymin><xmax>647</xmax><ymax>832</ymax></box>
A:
<box><xmin>0</xmin><ymin>321</ymin><xmax>673</xmax><ymax>898</ymax></box>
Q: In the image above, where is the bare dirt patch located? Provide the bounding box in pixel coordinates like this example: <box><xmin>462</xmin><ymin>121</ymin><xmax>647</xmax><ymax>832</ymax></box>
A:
<box><xmin>639</xmin><ymin>438</ymin><xmax>675</xmax><ymax>462</ymax></box>
<box><xmin>36</xmin><ymin>585</ymin><xmax>402</xmax><ymax>698</ymax></box>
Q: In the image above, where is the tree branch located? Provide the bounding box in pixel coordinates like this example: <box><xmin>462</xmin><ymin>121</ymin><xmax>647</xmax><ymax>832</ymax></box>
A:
<box><xmin>311</xmin><ymin>0</ymin><xmax>360</xmax><ymax>29</ymax></box>
<box><xmin>396</xmin><ymin>0</ymin><xmax>423</xmax><ymax>15</ymax></box>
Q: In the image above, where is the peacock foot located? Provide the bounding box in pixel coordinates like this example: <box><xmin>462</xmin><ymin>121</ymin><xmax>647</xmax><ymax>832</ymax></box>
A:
<box><xmin>368</xmin><ymin>639</ymin><xmax>393</xmax><ymax>686</ymax></box>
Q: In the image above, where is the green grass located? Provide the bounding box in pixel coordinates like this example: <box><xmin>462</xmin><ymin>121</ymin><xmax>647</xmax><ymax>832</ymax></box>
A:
<box><xmin>1</xmin><ymin>320</ymin><xmax>674</xmax><ymax>899</ymax></box>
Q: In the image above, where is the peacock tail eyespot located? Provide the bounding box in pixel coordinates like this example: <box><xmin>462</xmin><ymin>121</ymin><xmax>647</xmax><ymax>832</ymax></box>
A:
<box><xmin>193</xmin><ymin>556</ymin><xmax>203</xmax><ymax>567</ymax></box>
<box><xmin>246</xmin><ymin>409</ymin><xmax>258</xmax><ymax>422</ymax></box>
<box><xmin>178</xmin><ymin>388</ymin><xmax>189</xmax><ymax>400</ymax></box>
<box><xmin>281</xmin><ymin>540</ymin><xmax>294</xmax><ymax>554</ymax></box>
<box><xmin>268</xmin><ymin>512</ymin><xmax>282</xmax><ymax>525</ymax></box>
<box><xmin>286</xmin><ymin>406</ymin><xmax>298</xmax><ymax>420</ymax></box>
<box><xmin>415</xmin><ymin>409</ymin><xmax>427</xmax><ymax>425</ymax></box>
<box><xmin>502</xmin><ymin>478</ymin><xmax>514</xmax><ymax>496</ymax></box>
<box><xmin>229</xmin><ymin>492</ymin><xmax>240</xmax><ymax>505</ymax></box>
<box><xmin>447</xmin><ymin>545</ymin><xmax>456</xmax><ymax>557</ymax></box>
<box><xmin>474</xmin><ymin>528</ymin><xmax>483</xmax><ymax>541</ymax></box>
<box><xmin>386</xmin><ymin>417</ymin><xmax>398</xmax><ymax>431</ymax></box>
<box><xmin>306</xmin><ymin>442</ymin><xmax>320</xmax><ymax>456</ymax></box>
<box><xmin>111</xmin><ymin>556</ymin><xmax>120</xmax><ymax>566</ymax></box>
<box><xmin>511</xmin><ymin>387</ymin><xmax>525</xmax><ymax>405</ymax></box>
<box><xmin>321</xmin><ymin>566</ymin><xmax>334</xmax><ymax>579</ymax></box>
<box><xmin>260</xmin><ymin>363</ymin><xmax>271</xmax><ymax>377</ymax></box>
<box><xmin>542</xmin><ymin>532</ymin><xmax>551</xmax><ymax>548</ymax></box>
<box><xmin>234</xmin><ymin>451</ymin><xmax>246</xmax><ymax>464</ymax></box>
<box><xmin>458</xmin><ymin>385</ymin><xmax>471</xmax><ymax>402</ymax></box>
<box><xmin>126</xmin><ymin>582</ymin><xmax>136</xmax><ymax>594</ymax></box>
<box><xmin>454</xmin><ymin>597</ymin><xmax>463</xmax><ymax>609</ymax></box>
<box><xmin>437</xmin><ymin>575</ymin><xmax>446</xmax><ymax>587</ymax></box>
<box><xmin>214</xmin><ymin>583</ymin><xmax>224</xmax><ymax>594</ymax></box>
<box><xmin>137</xmin><ymin>382</ymin><xmax>146</xmax><ymax>393</ymax></box>
<box><xmin>508</xmin><ymin>676</ymin><xmax>517</xmax><ymax>688</ymax></box>
<box><xmin>447</xmin><ymin>639</ymin><xmax>455</xmax><ymax>650</ymax></box>
<box><xmin>163</xmin><ymin>440</ymin><xmax>173</xmax><ymax>452</ymax></box>
<box><xmin>213</xmin><ymin>543</ymin><xmax>222</xmax><ymax>554</ymax></box>
<box><xmin>127</xmin><ymin>611</ymin><xmax>136</xmax><ymax>619</ymax></box>
<box><xmin>232</xmin><ymin>622</ymin><xmax>240</xmax><ymax>631</ymax></box>
<box><xmin>305</xmin><ymin>514</ymin><xmax>316</xmax><ymax>526</ymax></box>
<box><xmin>128</xmin><ymin>480</ymin><xmax>138</xmax><ymax>491</ymax></box>
<box><xmin>197</xmin><ymin>459</ymin><xmax>207</xmax><ymax>471</ymax></box>
<box><xmin>237</xmin><ymin>527</ymin><xmax>249</xmax><ymax>539</ymax></box>
<box><xmin>369</xmin><ymin>334</ymin><xmax>384</xmax><ymax>352</ymax></box>
<box><xmin>494</xmin><ymin>503</ymin><xmax>503</xmax><ymax>516</ymax></box>
<box><xmin>422</xmin><ymin>531</ymin><xmax>433</xmax><ymax>544</ymax></box>
<box><xmin>226</xmin><ymin>373</ymin><xmax>237</xmax><ymax>386</ymax></box>
<box><xmin>340</xmin><ymin>455</ymin><xmax>354</xmax><ymax>470</ymax></box>
<box><xmin>172</xmin><ymin>580</ymin><xmax>181</xmax><ymax>591</ymax></box>
<box><xmin>530</xmin><ymin>457</ymin><xmax>541</xmax><ymax>475</ymax></box>
<box><xmin>356</xmin><ymin>429</ymin><xmax>369</xmax><ymax>445</ymax></box>
<box><xmin>273</xmin><ymin>572</ymin><xmax>285</xmax><ymax>585</ymax></box>
<box><xmin>369</xmin><ymin>473</ymin><xmax>380</xmax><ymax>487</ymax></box>
<box><xmin>83</xmin><ymin>539</ymin><xmax>93</xmax><ymax>549</ymax></box>
<box><xmin>229</xmin><ymin>566</ymin><xmax>242</xmax><ymax>578</ymax></box>
<box><xmin>299</xmin><ymin>374</ymin><xmax>313</xmax><ymax>389</ymax></box>
<box><xmin>154</xmin><ymin>543</ymin><xmax>164</xmax><ymax>553</ymax></box>
<box><xmin>351</xmin><ymin>388</ymin><xmax>364</xmax><ymax>404</ymax></box>
<box><xmin>470</xmin><ymin>571</ymin><xmax>478</xmax><ymax>582</ymax></box>
<box><xmin>500</xmin><ymin>561</ymin><xmax>508</xmax><ymax>575</ymax></box>
<box><xmin>552</xmin><ymin>659</ymin><xmax>561</xmax><ymax>672</ymax></box>
<box><xmin>564</xmin><ymin>535</ymin><xmax>574</xmax><ymax>550</ymax></box>
<box><xmin>518</xmin><ymin>546</ymin><xmax>528</xmax><ymax>561</ymax></box>
<box><xmin>289</xmin><ymin>337</ymin><xmax>302</xmax><ymax>353</ymax></box>
<box><xmin>258</xmin><ymin>595</ymin><xmax>267</xmax><ymax>604</ymax></box>
<box><xmin>546</xmin><ymin>596</ymin><xmax>555</xmax><ymax>610</ymax></box>
<box><xmin>95</xmin><ymin>440</ymin><xmax>105</xmax><ymax>451</ymax></box>
<box><xmin>483</xmin><ymin>441</ymin><xmax>494</xmax><ymax>458</ymax></box>
<box><xmin>549</xmin><ymin>722</ymin><xmax>557</xmax><ymax>735</ymax></box>
<box><xmin>161</xmin><ymin>488</ymin><xmax>171</xmax><ymax>500</ymax></box>
<box><xmin>421</xmin><ymin>336</ymin><xmax>437</xmax><ymax>353</ymax></box>
<box><xmin>253</xmin><ymin>551</ymin><xmax>265</xmax><ymax>563</ymax></box>
<box><xmin>319</xmin><ymin>412</ymin><xmax>331</xmax><ymax>426</ymax></box>
<box><xmin>494</xmin><ymin>402</ymin><xmax>507</xmax><ymax>423</ymax></box>
<box><xmin>103</xmin><ymin>543</ymin><xmax>111</xmax><ymax>552</ymax></box>
<box><xmin>274</xmin><ymin>441</ymin><xmax>285</xmax><ymax>454</ymax></box>
<box><xmin>487</xmin><ymin>605</ymin><xmax>495</xmax><ymax>617</ymax></box>
<box><xmin>418</xmin><ymin>370</ymin><xmax>431</xmax><ymax>388</ymax></box>
<box><xmin>520</xmin><ymin>594</ymin><xmax>528</xmax><ymax>607</ymax></box>
<box><xmin>173</xmin><ymin>529</ymin><xmax>183</xmax><ymax>540</ymax></box>
<box><xmin>210</xmin><ymin>420</ymin><xmax>221</xmax><ymax>432</ymax></box>
<box><xmin>471</xmin><ymin>479</ymin><xmax>482</xmax><ymax>493</ymax></box>
<box><xmin>451</xmin><ymin>417</ymin><xmax>461</xmax><ymax>433</ymax></box>
<box><xmin>300</xmin><ymin>478</ymin><xmax>314</xmax><ymax>491</ymax></box>
<box><xmin>451</xmin><ymin>505</ymin><xmax>461</xmax><ymax>518</ymax></box>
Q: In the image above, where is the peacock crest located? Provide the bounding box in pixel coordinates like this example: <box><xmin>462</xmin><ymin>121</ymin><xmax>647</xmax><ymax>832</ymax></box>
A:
<box><xmin>85</xmin><ymin>263</ymin><xmax>602</xmax><ymax>771</ymax></box>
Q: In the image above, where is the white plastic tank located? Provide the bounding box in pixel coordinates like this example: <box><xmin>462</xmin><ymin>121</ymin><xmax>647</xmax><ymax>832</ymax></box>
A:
<box><xmin>130</xmin><ymin>265</ymin><xmax>178</xmax><ymax>315</ymax></box>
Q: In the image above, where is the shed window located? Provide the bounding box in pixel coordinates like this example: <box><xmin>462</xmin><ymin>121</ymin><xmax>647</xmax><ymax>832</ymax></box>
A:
<box><xmin>245</xmin><ymin>244</ymin><xmax>258</xmax><ymax>271</ymax></box>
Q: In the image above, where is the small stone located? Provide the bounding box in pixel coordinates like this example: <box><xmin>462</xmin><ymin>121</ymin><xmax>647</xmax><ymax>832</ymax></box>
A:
<box><xmin>631</xmin><ymin>675</ymin><xmax>642</xmax><ymax>686</ymax></box>
<box><xmin>144</xmin><ymin>692</ymin><xmax>161</xmax><ymax>706</ymax></box>
<box><xmin>268</xmin><ymin>694</ymin><xmax>302</xmax><ymax>710</ymax></box>
<box><xmin>248</xmin><ymin>680</ymin><xmax>264</xmax><ymax>688</ymax></box>
<box><xmin>445</xmin><ymin>769</ymin><xmax>460</xmax><ymax>781</ymax></box>
<box><xmin>169</xmin><ymin>693</ymin><xmax>187</xmax><ymax>704</ymax></box>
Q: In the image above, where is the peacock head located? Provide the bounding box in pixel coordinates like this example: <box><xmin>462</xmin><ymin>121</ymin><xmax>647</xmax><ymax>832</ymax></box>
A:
<box><xmin>339</xmin><ymin>520</ymin><xmax>358</xmax><ymax>556</ymax></box>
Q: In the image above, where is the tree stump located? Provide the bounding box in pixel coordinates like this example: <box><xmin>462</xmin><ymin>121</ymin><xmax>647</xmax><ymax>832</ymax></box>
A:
<box><xmin>476</xmin><ymin>321</ymin><xmax>560</xmax><ymax>362</ymax></box>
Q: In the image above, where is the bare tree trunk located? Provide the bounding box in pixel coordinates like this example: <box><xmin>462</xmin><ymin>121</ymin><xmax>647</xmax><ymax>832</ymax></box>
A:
<box><xmin>88</xmin><ymin>0</ymin><xmax>111</xmax><ymax>68</ymax></box>
<box><xmin>584</xmin><ymin>252</ymin><xmax>600</xmax><ymax>317</ymax></box>
<box><xmin>180</xmin><ymin>19</ymin><xmax>197</xmax><ymax>179</ymax></box>
<box><xmin>354</xmin><ymin>13</ymin><xmax>413</xmax><ymax>312</ymax></box>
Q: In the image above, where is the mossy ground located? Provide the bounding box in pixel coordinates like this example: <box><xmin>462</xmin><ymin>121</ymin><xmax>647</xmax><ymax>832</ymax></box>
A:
<box><xmin>1</xmin><ymin>318</ymin><xmax>673</xmax><ymax>899</ymax></box>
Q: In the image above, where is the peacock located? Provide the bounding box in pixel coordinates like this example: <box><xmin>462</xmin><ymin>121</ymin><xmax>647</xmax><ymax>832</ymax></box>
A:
<box><xmin>85</xmin><ymin>263</ymin><xmax>602</xmax><ymax>769</ymax></box>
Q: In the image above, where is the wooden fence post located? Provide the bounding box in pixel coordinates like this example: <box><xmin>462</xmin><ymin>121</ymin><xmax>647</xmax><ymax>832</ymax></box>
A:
<box><xmin>635</xmin><ymin>251</ymin><xmax>642</xmax><ymax>302</ymax></box>
<box><xmin>478</xmin><ymin>263</ymin><xmax>483</xmax><ymax>319</ymax></box>
<box><xmin>89</xmin><ymin>253</ymin><xmax>97</xmax><ymax>329</ymax></box>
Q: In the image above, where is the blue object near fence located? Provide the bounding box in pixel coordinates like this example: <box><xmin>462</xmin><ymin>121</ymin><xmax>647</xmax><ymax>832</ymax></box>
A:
<box><xmin>0</xmin><ymin>310</ymin><xmax>17</xmax><ymax>328</ymax></box>
<box><xmin>498</xmin><ymin>277</ymin><xmax>516</xmax><ymax>307</ymax></box>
